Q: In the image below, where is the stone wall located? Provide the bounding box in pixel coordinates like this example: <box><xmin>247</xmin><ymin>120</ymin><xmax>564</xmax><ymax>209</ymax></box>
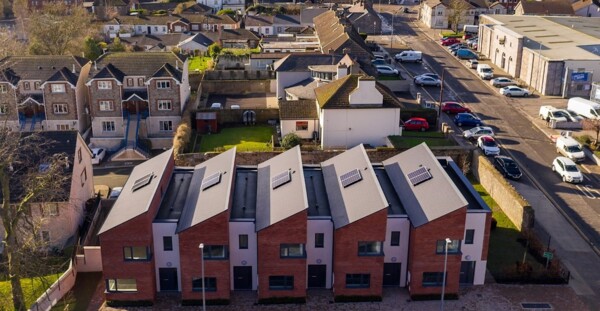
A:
<box><xmin>471</xmin><ymin>152</ymin><xmax>534</xmax><ymax>231</ymax></box>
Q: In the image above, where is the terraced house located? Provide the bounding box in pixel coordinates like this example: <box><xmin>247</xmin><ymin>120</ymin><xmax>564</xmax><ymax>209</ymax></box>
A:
<box><xmin>0</xmin><ymin>56</ymin><xmax>91</xmax><ymax>133</ymax></box>
<box><xmin>87</xmin><ymin>52</ymin><xmax>190</xmax><ymax>155</ymax></box>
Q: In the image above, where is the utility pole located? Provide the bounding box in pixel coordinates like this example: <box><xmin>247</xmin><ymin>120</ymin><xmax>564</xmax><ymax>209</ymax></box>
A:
<box><xmin>438</xmin><ymin>68</ymin><xmax>446</xmax><ymax>130</ymax></box>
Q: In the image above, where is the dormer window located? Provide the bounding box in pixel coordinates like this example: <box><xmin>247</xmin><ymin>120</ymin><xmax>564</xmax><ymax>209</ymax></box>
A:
<box><xmin>0</xmin><ymin>84</ymin><xmax>7</xmax><ymax>93</ymax></box>
<box><xmin>98</xmin><ymin>81</ymin><xmax>112</xmax><ymax>90</ymax></box>
<box><xmin>35</xmin><ymin>82</ymin><xmax>41</xmax><ymax>90</ymax></box>
<box><xmin>51</xmin><ymin>84</ymin><xmax>65</xmax><ymax>93</ymax></box>
<box><xmin>311</xmin><ymin>71</ymin><xmax>333</xmax><ymax>81</ymax></box>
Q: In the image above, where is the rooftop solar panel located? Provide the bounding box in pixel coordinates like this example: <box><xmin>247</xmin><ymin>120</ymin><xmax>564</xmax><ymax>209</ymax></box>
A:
<box><xmin>340</xmin><ymin>169</ymin><xmax>362</xmax><ymax>188</ymax></box>
<box><xmin>407</xmin><ymin>166</ymin><xmax>432</xmax><ymax>186</ymax></box>
<box><xmin>132</xmin><ymin>173</ymin><xmax>154</xmax><ymax>192</ymax></box>
<box><xmin>271</xmin><ymin>170</ymin><xmax>291</xmax><ymax>189</ymax></box>
<box><xmin>201</xmin><ymin>171</ymin><xmax>222</xmax><ymax>191</ymax></box>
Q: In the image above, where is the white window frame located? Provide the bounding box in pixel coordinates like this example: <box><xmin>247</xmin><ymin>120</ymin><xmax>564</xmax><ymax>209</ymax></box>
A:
<box><xmin>156</xmin><ymin>80</ymin><xmax>171</xmax><ymax>89</ymax></box>
<box><xmin>0</xmin><ymin>104</ymin><xmax>7</xmax><ymax>114</ymax></box>
<box><xmin>159</xmin><ymin>120</ymin><xmax>173</xmax><ymax>131</ymax></box>
<box><xmin>53</xmin><ymin>103</ymin><xmax>68</xmax><ymax>114</ymax></box>
<box><xmin>157</xmin><ymin>100</ymin><xmax>172</xmax><ymax>110</ymax></box>
<box><xmin>56</xmin><ymin>124</ymin><xmax>70</xmax><ymax>130</ymax></box>
<box><xmin>0</xmin><ymin>84</ymin><xmax>7</xmax><ymax>93</ymax></box>
<box><xmin>98</xmin><ymin>81</ymin><xmax>112</xmax><ymax>90</ymax></box>
<box><xmin>102</xmin><ymin>121</ymin><xmax>116</xmax><ymax>132</ymax></box>
<box><xmin>99</xmin><ymin>100</ymin><xmax>114</xmax><ymax>111</ymax></box>
<box><xmin>51</xmin><ymin>84</ymin><xmax>66</xmax><ymax>93</ymax></box>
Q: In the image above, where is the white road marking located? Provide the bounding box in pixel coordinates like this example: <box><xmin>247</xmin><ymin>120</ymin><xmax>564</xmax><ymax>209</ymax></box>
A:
<box><xmin>576</xmin><ymin>184</ymin><xmax>600</xmax><ymax>199</ymax></box>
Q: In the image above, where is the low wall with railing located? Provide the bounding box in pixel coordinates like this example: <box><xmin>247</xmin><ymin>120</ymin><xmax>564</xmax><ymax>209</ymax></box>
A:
<box><xmin>30</xmin><ymin>263</ymin><xmax>77</xmax><ymax>311</ymax></box>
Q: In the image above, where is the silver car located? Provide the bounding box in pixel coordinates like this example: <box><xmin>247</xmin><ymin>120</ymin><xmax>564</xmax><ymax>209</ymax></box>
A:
<box><xmin>490</xmin><ymin>77</ymin><xmax>517</xmax><ymax>88</ymax></box>
<box><xmin>414</xmin><ymin>75</ymin><xmax>441</xmax><ymax>87</ymax></box>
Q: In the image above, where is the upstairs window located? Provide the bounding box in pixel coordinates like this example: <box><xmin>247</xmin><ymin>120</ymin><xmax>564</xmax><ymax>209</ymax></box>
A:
<box><xmin>358</xmin><ymin>241</ymin><xmax>383</xmax><ymax>256</ymax></box>
<box><xmin>391</xmin><ymin>231</ymin><xmax>400</xmax><ymax>246</ymax></box>
<box><xmin>35</xmin><ymin>82</ymin><xmax>41</xmax><ymax>90</ymax></box>
<box><xmin>0</xmin><ymin>84</ymin><xmax>8</xmax><ymax>93</ymax></box>
<box><xmin>280</xmin><ymin>244</ymin><xmax>305</xmax><ymax>258</ymax></box>
<box><xmin>99</xmin><ymin>100</ymin><xmax>114</xmax><ymax>111</ymax></box>
<box><xmin>315</xmin><ymin>233</ymin><xmax>324</xmax><ymax>248</ymax></box>
<box><xmin>51</xmin><ymin>84</ymin><xmax>65</xmax><ymax>93</ymax></box>
<box><xmin>239</xmin><ymin>234</ymin><xmax>248</xmax><ymax>249</ymax></box>
<box><xmin>53</xmin><ymin>103</ymin><xmax>68</xmax><ymax>114</ymax></box>
<box><xmin>42</xmin><ymin>203</ymin><xmax>59</xmax><ymax>217</ymax></box>
<box><xmin>202</xmin><ymin>245</ymin><xmax>228</xmax><ymax>259</ymax></box>
<box><xmin>0</xmin><ymin>104</ymin><xmax>8</xmax><ymax>115</ymax></box>
<box><xmin>436</xmin><ymin>239</ymin><xmax>461</xmax><ymax>254</ymax></box>
<box><xmin>123</xmin><ymin>246</ymin><xmax>151</xmax><ymax>261</ymax></box>
<box><xmin>23</xmin><ymin>82</ymin><xmax>30</xmax><ymax>90</ymax></box>
<box><xmin>98</xmin><ymin>81</ymin><xmax>112</xmax><ymax>90</ymax></box>
<box><xmin>465</xmin><ymin>230</ymin><xmax>475</xmax><ymax>245</ymax></box>
<box><xmin>157</xmin><ymin>100</ymin><xmax>172</xmax><ymax>110</ymax></box>
<box><xmin>156</xmin><ymin>81</ymin><xmax>171</xmax><ymax>89</ymax></box>
<box><xmin>163</xmin><ymin>236</ymin><xmax>173</xmax><ymax>251</ymax></box>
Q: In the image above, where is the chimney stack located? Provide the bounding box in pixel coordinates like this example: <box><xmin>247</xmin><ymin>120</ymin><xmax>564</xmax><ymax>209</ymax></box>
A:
<box><xmin>336</xmin><ymin>63</ymin><xmax>348</xmax><ymax>80</ymax></box>
<box><xmin>72</xmin><ymin>64</ymin><xmax>76</xmax><ymax>74</ymax></box>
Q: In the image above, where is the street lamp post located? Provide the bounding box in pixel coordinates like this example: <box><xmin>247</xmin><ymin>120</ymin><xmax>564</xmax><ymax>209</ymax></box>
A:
<box><xmin>440</xmin><ymin>238</ymin><xmax>451</xmax><ymax>311</ymax></box>
<box><xmin>199</xmin><ymin>243</ymin><xmax>206</xmax><ymax>311</ymax></box>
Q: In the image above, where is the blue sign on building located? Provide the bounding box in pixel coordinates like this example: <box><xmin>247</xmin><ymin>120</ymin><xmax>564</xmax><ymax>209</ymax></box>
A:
<box><xmin>571</xmin><ymin>72</ymin><xmax>589</xmax><ymax>82</ymax></box>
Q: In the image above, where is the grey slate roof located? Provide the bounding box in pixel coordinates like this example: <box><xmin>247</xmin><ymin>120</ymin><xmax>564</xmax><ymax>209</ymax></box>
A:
<box><xmin>382</xmin><ymin>143</ymin><xmax>468</xmax><ymax>227</ymax></box>
<box><xmin>279</xmin><ymin>99</ymin><xmax>318</xmax><ymax>119</ymax></box>
<box><xmin>154</xmin><ymin>169</ymin><xmax>193</xmax><ymax>221</ymax></box>
<box><xmin>98</xmin><ymin>149</ymin><xmax>174</xmax><ymax>234</ymax></box>
<box><xmin>255</xmin><ymin>146</ymin><xmax>308</xmax><ymax>231</ymax></box>
<box><xmin>284</xmin><ymin>78</ymin><xmax>319</xmax><ymax>100</ymax></box>
<box><xmin>273</xmin><ymin>53</ymin><xmax>343</xmax><ymax>72</ymax></box>
<box><xmin>321</xmin><ymin>144</ymin><xmax>388</xmax><ymax>229</ymax></box>
<box><xmin>300</xmin><ymin>7</ymin><xmax>329</xmax><ymax>25</ymax></box>
<box><xmin>90</xmin><ymin>52</ymin><xmax>186</xmax><ymax>83</ymax></box>
<box><xmin>273</xmin><ymin>14</ymin><xmax>301</xmax><ymax>26</ymax></box>
<box><xmin>303</xmin><ymin>166</ymin><xmax>332</xmax><ymax>217</ymax></box>
<box><xmin>230</xmin><ymin>167</ymin><xmax>258</xmax><ymax>220</ymax></box>
<box><xmin>373</xmin><ymin>166</ymin><xmax>406</xmax><ymax>216</ymax></box>
<box><xmin>0</xmin><ymin>56</ymin><xmax>88</xmax><ymax>86</ymax></box>
<box><xmin>46</xmin><ymin>67</ymin><xmax>79</xmax><ymax>86</ymax></box>
<box><xmin>122</xmin><ymin>34</ymin><xmax>192</xmax><ymax>48</ymax></box>
<box><xmin>123</xmin><ymin>90</ymin><xmax>148</xmax><ymax>101</ymax></box>
<box><xmin>177</xmin><ymin>148</ymin><xmax>236</xmax><ymax>233</ymax></box>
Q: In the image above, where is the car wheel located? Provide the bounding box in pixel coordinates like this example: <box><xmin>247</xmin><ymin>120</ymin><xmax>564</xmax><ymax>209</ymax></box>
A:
<box><xmin>562</xmin><ymin>175</ymin><xmax>567</xmax><ymax>182</ymax></box>
<box><xmin>457</xmin><ymin>122</ymin><xmax>463</xmax><ymax>126</ymax></box>
<box><xmin>505</xmin><ymin>93</ymin><xmax>511</xmax><ymax>97</ymax></box>
<box><xmin>552</xmin><ymin>165</ymin><xmax>556</xmax><ymax>172</ymax></box>
<box><xmin>436</xmin><ymin>83</ymin><xmax>441</xmax><ymax>87</ymax></box>
<box><xmin>420</xmin><ymin>127</ymin><xmax>426</xmax><ymax>132</ymax></box>
<box><xmin>420</xmin><ymin>83</ymin><xmax>425</xmax><ymax>86</ymax></box>
<box><xmin>523</xmin><ymin>93</ymin><xmax>529</xmax><ymax>97</ymax></box>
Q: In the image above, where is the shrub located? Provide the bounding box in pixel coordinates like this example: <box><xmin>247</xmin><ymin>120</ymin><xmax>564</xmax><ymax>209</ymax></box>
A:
<box><xmin>173</xmin><ymin>123</ymin><xmax>192</xmax><ymax>158</ymax></box>
<box><xmin>281</xmin><ymin>133</ymin><xmax>302</xmax><ymax>149</ymax></box>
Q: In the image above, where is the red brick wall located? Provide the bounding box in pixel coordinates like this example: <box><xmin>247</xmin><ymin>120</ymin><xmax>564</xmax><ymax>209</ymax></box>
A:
<box><xmin>407</xmin><ymin>207</ymin><xmax>466</xmax><ymax>297</ymax></box>
<box><xmin>257</xmin><ymin>210</ymin><xmax>307</xmax><ymax>300</ymax></box>
<box><xmin>179</xmin><ymin>210</ymin><xmax>231</xmax><ymax>301</ymax></box>
<box><xmin>333</xmin><ymin>209</ymin><xmax>387</xmax><ymax>298</ymax></box>
<box><xmin>99</xmin><ymin>156</ymin><xmax>174</xmax><ymax>303</ymax></box>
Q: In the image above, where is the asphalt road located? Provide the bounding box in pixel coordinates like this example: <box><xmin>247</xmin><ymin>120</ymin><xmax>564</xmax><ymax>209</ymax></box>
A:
<box><xmin>377</xmin><ymin>6</ymin><xmax>600</xmax><ymax>308</ymax></box>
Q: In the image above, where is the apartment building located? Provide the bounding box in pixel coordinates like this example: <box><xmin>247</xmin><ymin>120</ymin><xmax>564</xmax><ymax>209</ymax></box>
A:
<box><xmin>97</xmin><ymin>143</ymin><xmax>490</xmax><ymax>305</ymax></box>
<box><xmin>0</xmin><ymin>56</ymin><xmax>91</xmax><ymax>133</ymax></box>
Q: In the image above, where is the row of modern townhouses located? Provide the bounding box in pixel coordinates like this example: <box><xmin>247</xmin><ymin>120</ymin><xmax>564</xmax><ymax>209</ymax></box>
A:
<box><xmin>0</xmin><ymin>52</ymin><xmax>190</xmax><ymax>153</ymax></box>
<box><xmin>98</xmin><ymin>143</ymin><xmax>491</xmax><ymax>305</ymax></box>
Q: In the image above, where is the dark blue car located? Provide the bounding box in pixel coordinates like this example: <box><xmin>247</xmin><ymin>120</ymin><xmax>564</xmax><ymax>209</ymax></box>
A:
<box><xmin>454</xmin><ymin>113</ymin><xmax>482</xmax><ymax>127</ymax></box>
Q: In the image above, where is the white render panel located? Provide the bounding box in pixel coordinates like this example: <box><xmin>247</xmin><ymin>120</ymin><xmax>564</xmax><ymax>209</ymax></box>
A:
<box><xmin>281</xmin><ymin>119</ymin><xmax>317</xmax><ymax>139</ymax></box>
<box><xmin>320</xmin><ymin>108</ymin><xmax>401</xmax><ymax>149</ymax></box>
<box><xmin>463</xmin><ymin>212</ymin><xmax>488</xmax><ymax>285</ymax></box>
<box><xmin>179</xmin><ymin>59</ymin><xmax>191</xmax><ymax>112</ymax></box>
<box><xmin>384</xmin><ymin>217</ymin><xmax>410</xmax><ymax>287</ymax></box>
<box><xmin>229</xmin><ymin>221</ymin><xmax>258</xmax><ymax>290</ymax></box>
<box><xmin>276</xmin><ymin>72</ymin><xmax>311</xmax><ymax>99</ymax></box>
<box><xmin>91</xmin><ymin>117</ymin><xmax>125</xmax><ymax>138</ymax></box>
<box><xmin>307</xmin><ymin>219</ymin><xmax>334</xmax><ymax>288</ymax></box>
<box><xmin>348</xmin><ymin>79</ymin><xmax>382</xmax><ymax>105</ymax></box>
<box><xmin>152</xmin><ymin>222</ymin><xmax>182</xmax><ymax>291</ymax></box>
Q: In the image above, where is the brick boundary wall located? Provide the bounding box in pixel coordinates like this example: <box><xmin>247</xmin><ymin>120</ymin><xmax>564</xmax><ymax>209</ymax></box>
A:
<box><xmin>471</xmin><ymin>151</ymin><xmax>534</xmax><ymax>231</ymax></box>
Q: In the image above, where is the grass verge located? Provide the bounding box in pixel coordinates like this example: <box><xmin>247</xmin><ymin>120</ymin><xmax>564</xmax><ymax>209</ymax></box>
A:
<box><xmin>0</xmin><ymin>274</ymin><xmax>61</xmax><ymax>309</ymax></box>
<box><xmin>199</xmin><ymin>126</ymin><xmax>274</xmax><ymax>152</ymax></box>
<box><xmin>388</xmin><ymin>133</ymin><xmax>456</xmax><ymax>149</ymax></box>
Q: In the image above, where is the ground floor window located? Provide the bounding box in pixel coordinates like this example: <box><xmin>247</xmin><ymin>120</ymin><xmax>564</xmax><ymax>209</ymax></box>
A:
<box><xmin>422</xmin><ymin>272</ymin><xmax>446</xmax><ymax>287</ymax></box>
<box><xmin>56</xmin><ymin>124</ymin><xmax>70</xmax><ymax>130</ymax></box>
<box><xmin>159</xmin><ymin>120</ymin><xmax>173</xmax><ymax>131</ymax></box>
<box><xmin>346</xmin><ymin>274</ymin><xmax>370</xmax><ymax>288</ymax></box>
<box><xmin>106</xmin><ymin>279</ymin><xmax>138</xmax><ymax>292</ymax></box>
<box><xmin>295</xmin><ymin>121</ymin><xmax>308</xmax><ymax>131</ymax></box>
<box><xmin>102</xmin><ymin>121</ymin><xmax>115</xmax><ymax>132</ymax></box>
<box><xmin>192</xmin><ymin>277</ymin><xmax>217</xmax><ymax>292</ymax></box>
<box><xmin>269</xmin><ymin>276</ymin><xmax>293</xmax><ymax>290</ymax></box>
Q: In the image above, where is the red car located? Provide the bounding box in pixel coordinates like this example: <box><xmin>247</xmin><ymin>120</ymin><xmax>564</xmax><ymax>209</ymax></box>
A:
<box><xmin>441</xmin><ymin>101</ymin><xmax>471</xmax><ymax>114</ymax></box>
<box><xmin>441</xmin><ymin>38</ymin><xmax>460</xmax><ymax>46</ymax></box>
<box><xmin>403</xmin><ymin>117</ymin><xmax>430</xmax><ymax>132</ymax></box>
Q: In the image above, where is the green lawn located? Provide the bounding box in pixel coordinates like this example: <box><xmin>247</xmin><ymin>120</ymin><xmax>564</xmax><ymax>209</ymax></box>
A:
<box><xmin>0</xmin><ymin>274</ymin><xmax>61</xmax><ymax>309</ymax></box>
<box><xmin>199</xmin><ymin>126</ymin><xmax>274</xmax><ymax>152</ymax></box>
<box><xmin>470</xmin><ymin>181</ymin><xmax>545</xmax><ymax>278</ymax></box>
<box><xmin>188</xmin><ymin>56</ymin><xmax>213</xmax><ymax>73</ymax></box>
<box><xmin>388</xmin><ymin>132</ymin><xmax>456</xmax><ymax>149</ymax></box>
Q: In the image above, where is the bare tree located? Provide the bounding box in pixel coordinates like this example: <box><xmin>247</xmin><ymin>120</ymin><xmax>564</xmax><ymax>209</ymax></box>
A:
<box><xmin>582</xmin><ymin>118</ymin><xmax>600</xmax><ymax>148</ymax></box>
<box><xmin>447</xmin><ymin>0</ymin><xmax>471</xmax><ymax>34</ymax></box>
<box><xmin>0</xmin><ymin>28</ymin><xmax>26</xmax><ymax>57</ymax></box>
<box><xmin>25</xmin><ymin>2</ymin><xmax>96</xmax><ymax>55</ymax></box>
<box><xmin>0</xmin><ymin>127</ymin><xmax>70</xmax><ymax>311</ymax></box>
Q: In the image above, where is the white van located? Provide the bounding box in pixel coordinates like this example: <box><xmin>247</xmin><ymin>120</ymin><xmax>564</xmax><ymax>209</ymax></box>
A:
<box><xmin>463</xmin><ymin>25</ymin><xmax>479</xmax><ymax>34</ymax></box>
<box><xmin>476</xmin><ymin>64</ymin><xmax>493</xmax><ymax>80</ymax></box>
<box><xmin>567</xmin><ymin>97</ymin><xmax>600</xmax><ymax>119</ymax></box>
<box><xmin>555</xmin><ymin>133</ymin><xmax>585</xmax><ymax>162</ymax></box>
<box><xmin>395</xmin><ymin>50</ymin><xmax>422</xmax><ymax>62</ymax></box>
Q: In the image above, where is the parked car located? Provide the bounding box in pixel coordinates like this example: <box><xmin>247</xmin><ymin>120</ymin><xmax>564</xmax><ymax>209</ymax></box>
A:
<box><xmin>376</xmin><ymin>65</ymin><xmax>399</xmax><ymax>75</ymax></box>
<box><xmin>441</xmin><ymin>101</ymin><xmax>470</xmax><ymax>114</ymax></box>
<box><xmin>108</xmin><ymin>187</ymin><xmax>123</xmax><ymax>199</ymax></box>
<box><xmin>490</xmin><ymin>77</ymin><xmax>517</xmax><ymax>87</ymax></box>
<box><xmin>402</xmin><ymin>117</ymin><xmax>430</xmax><ymax>131</ymax></box>
<box><xmin>210</xmin><ymin>103</ymin><xmax>223</xmax><ymax>109</ymax></box>
<box><xmin>454</xmin><ymin>113</ymin><xmax>483</xmax><ymax>127</ymax></box>
<box><xmin>447</xmin><ymin>42</ymin><xmax>467</xmax><ymax>50</ymax></box>
<box><xmin>90</xmin><ymin>148</ymin><xmax>106</xmax><ymax>165</ymax></box>
<box><xmin>456</xmin><ymin>49</ymin><xmax>478</xmax><ymax>59</ymax></box>
<box><xmin>462</xmin><ymin>126</ymin><xmax>494</xmax><ymax>140</ymax></box>
<box><xmin>552</xmin><ymin>157</ymin><xmax>583</xmax><ymax>183</ymax></box>
<box><xmin>415</xmin><ymin>73</ymin><xmax>440</xmax><ymax>81</ymax></box>
<box><xmin>414</xmin><ymin>75</ymin><xmax>441</xmax><ymax>87</ymax></box>
<box><xmin>493</xmin><ymin>156</ymin><xmax>522</xmax><ymax>180</ymax></box>
<box><xmin>371</xmin><ymin>59</ymin><xmax>387</xmax><ymax>66</ymax></box>
<box><xmin>500</xmin><ymin>86</ymin><xmax>531</xmax><ymax>97</ymax></box>
<box><xmin>395</xmin><ymin>50</ymin><xmax>422</xmax><ymax>62</ymax></box>
<box><xmin>467</xmin><ymin>59</ymin><xmax>479</xmax><ymax>69</ymax></box>
<box><xmin>441</xmin><ymin>37</ymin><xmax>461</xmax><ymax>46</ymax></box>
<box><xmin>477</xmin><ymin>135</ymin><xmax>500</xmax><ymax>156</ymax></box>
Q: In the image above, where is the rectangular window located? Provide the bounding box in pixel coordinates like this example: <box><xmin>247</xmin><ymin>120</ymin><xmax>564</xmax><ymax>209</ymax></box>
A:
<box><xmin>358</xmin><ymin>241</ymin><xmax>383</xmax><ymax>256</ymax></box>
<box><xmin>42</xmin><ymin>203</ymin><xmax>59</xmax><ymax>217</ymax></box>
<box><xmin>202</xmin><ymin>245</ymin><xmax>228</xmax><ymax>259</ymax></box>
<box><xmin>102</xmin><ymin>121</ymin><xmax>115</xmax><ymax>132</ymax></box>
<box><xmin>56</xmin><ymin>124</ymin><xmax>70</xmax><ymax>130</ymax></box>
<box><xmin>465</xmin><ymin>230</ymin><xmax>475</xmax><ymax>245</ymax></box>
<box><xmin>35</xmin><ymin>81</ymin><xmax>41</xmax><ymax>90</ymax></box>
<box><xmin>0</xmin><ymin>104</ymin><xmax>7</xmax><ymax>114</ymax></box>
<box><xmin>315</xmin><ymin>233</ymin><xmax>324</xmax><ymax>248</ymax></box>
<box><xmin>391</xmin><ymin>231</ymin><xmax>400</xmax><ymax>246</ymax></box>
<box><xmin>41</xmin><ymin>231</ymin><xmax>50</xmax><ymax>243</ymax></box>
<box><xmin>422</xmin><ymin>272</ymin><xmax>446</xmax><ymax>287</ymax></box>
<box><xmin>157</xmin><ymin>100</ymin><xmax>172</xmax><ymax>110</ymax></box>
<box><xmin>159</xmin><ymin>120</ymin><xmax>173</xmax><ymax>131</ymax></box>
<box><xmin>127</xmin><ymin>78</ymin><xmax>133</xmax><ymax>86</ymax></box>
<box><xmin>156</xmin><ymin>81</ymin><xmax>171</xmax><ymax>89</ymax></box>
<box><xmin>269</xmin><ymin>276</ymin><xmax>293</xmax><ymax>290</ymax></box>
<box><xmin>98</xmin><ymin>81</ymin><xmax>112</xmax><ymax>89</ymax></box>
<box><xmin>138</xmin><ymin>78</ymin><xmax>144</xmax><ymax>86</ymax></box>
<box><xmin>99</xmin><ymin>100</ymin><xmax>114</xmax><ymax>111</ymax></box>
<box><xmin>346</xmin><ymin>274</ymin><xmax>370</xmax><ymax>288</ymax></box>
<box><xmin>280</xmin><ymin>243</ymin><xmax>305</xmax><ymax>258</ymax></box>
<box><xmin>436</xmin><ymin>239</ymin><xmax>461</xmax><ymax>254</ymax></box>
<box><xmin>163</xmin><ymin>236</ymin><xmax>173</xmax><ymax>251</ymax></box>
<box><xmin>123</xmin><ymin>246</ymin><xmax>151</xmax><ymax>261</ymax></box>
<box><xmin>0</xmin><ymin>84</ymin><xmax>8</xmax><ymax>93</ymax></box>
<box><xmin>106</xmin><ymin>279</ymin><xmax>138</xmax><ymax>292</ymax></box>
<box><xmin>51</xmin><ymin>84</ymin><xmax>65</xmax><ymax>93</ymax></box>
<box><xmin>239</xmin><ymin>234</ymin><xmax>248</xmax><ymax>249</ymax></box>
<box><xmin>192</xmin><ymin>277</ymin><xmax>217</xmax><ymax>291</ymax></box>
<box><xmin>295</xmin><ymin>121</ymin><xmax>308</xmax><ymax>131</ymax></box>
<box><xmin>81</xmin><ymin>168</ymin><xmax>87</xmax><ymax>187</ymax></box>
<box><xmin>53</xmin><ymin>103</ymin><xmax>68</xmax><ymax>114</ymax></box>
<box><xmin>24</xmin><ymin>82</ymin><xmax>30</xmax><ymax>90</ymax></box>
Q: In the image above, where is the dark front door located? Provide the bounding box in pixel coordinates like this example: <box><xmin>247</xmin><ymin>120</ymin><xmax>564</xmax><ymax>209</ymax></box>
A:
<box><xmin>383</xmin><ymin>263</ymin><xmax>401</xmax><ymax>287</ymax></box>
<box><xmin>159</xmin><ymin>268</ymin><xmax>178</xmax><ymax>291</ymax></box>
<box><xmin>307</xmin><ymin>264</ymin><xmax>326</xmax><ymax>288</ymax></box>
<box><xmin>460</xmin><ymin>261</ymin><xmax>476</xmax><ymax>285</ymax></box>
<box><xmin>233</xmin><ymin>266</ymin><xmax>252</xmax><ymax>290</ymax></box>
<box><xmin>147</xmin><ymin>26</ymin><xmax>152</xmax><ymax>34</ymax></box>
